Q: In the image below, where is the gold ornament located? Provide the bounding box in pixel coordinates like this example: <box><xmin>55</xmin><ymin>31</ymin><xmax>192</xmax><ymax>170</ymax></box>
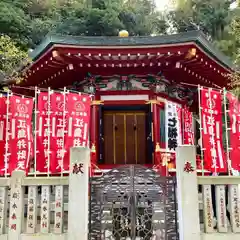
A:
<box><xmin>185</xmin><ymin>48</ymin><xmax>197</xmax><ymax>59</ymax></box>
<box><xmin>91</xmin><ymin>143</ymin><xmax>96</xmax><ymax>153</ymax></box>
<box><xmin>2</xmin><ymin>87</ymin><xmax>9</xmax><ymax>92</ymax></box>
<box><xmin>155</xmin><ymin>142</ymin><xmax>160</xmax><ymax>152</ymax></box>
<box><xmin>119</xmin><ymin>30</ymin><xmax>129</xmax><ymax>37</ymax></box>
<box><xmin>161</xmin><ymin>153</ymin><xmax>171</xmax><ymax>167</ymax></box>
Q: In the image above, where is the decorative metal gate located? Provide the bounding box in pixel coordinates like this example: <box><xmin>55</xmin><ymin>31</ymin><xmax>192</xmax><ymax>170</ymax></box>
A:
<box><xmin>89</xmin><ymin>165</ymin><xmax>178</xmax><ymax>240</ymax></box>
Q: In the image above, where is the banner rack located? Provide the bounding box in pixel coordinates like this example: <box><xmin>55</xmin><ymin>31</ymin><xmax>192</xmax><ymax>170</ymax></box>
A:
<box><xmin>223</xmin><ymin>88</ymin><xmax>232</xmax><ymax>175</ymax></box>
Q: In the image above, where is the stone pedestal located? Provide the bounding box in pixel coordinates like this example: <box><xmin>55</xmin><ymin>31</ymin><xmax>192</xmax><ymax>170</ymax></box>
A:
<box><xmin>68</xmin><ymin>147</ymin><xmax>90</xmax><ymax>240</ymax></box>
<box><xmin>176</xmin><ymin>145</ymin><xmax>201</xmax><ymax>240</ymax></box>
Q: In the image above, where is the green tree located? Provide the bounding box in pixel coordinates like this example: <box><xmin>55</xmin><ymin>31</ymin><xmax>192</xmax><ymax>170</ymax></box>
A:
<box><xmin>0</xmin><ymin>35</ymin><xmax>29</xmax><ymax>79</ymax></box>
<box><xmin>0</xmin><ymin>0</ymin><xmax>168</xmax><ymax>49</ymax></box>
<box><xmin>169</xmin><ymin>0</ymin><xmax>231</xmax><ymax>39</ymax></box>
<box><xmin>229</xmin><ymin>15</ymin><xmax>240</xmax><ymax>96</ymax></box>
<box><xmin>0</xmin><ymin>1</ymin><xmax>31</xmax><ymax>49</ymax></box>
<box><xmin>54</xmin><ymin>0</ymin><xmax>168</xmax><ymax>36</ymax></box>
<box><xmin>168</xmin><ymin>0</ymin><xmax>239</xmax><ymax>59</ymax></box>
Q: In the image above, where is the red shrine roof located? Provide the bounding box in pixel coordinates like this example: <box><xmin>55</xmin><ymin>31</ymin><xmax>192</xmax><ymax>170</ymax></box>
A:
<box><xmin>11</xmin><ymin>31</ymin><xmax>235</xmax><ymax>89</ymax></box>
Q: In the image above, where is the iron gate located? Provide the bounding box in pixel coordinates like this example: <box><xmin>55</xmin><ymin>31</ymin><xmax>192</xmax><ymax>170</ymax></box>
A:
<box><xmin>89</xmin><ymin>165</ymin><xmax>178</xmax><ymax>240</ymax></box>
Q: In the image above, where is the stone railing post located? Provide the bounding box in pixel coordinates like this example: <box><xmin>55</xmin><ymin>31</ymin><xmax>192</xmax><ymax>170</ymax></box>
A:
<box><xmin>68</xmin><ymin>147</ymin><xmax>90</xmax><ymax>240</ymax></box>
<box><xmin>8</xmin><ymin>170</ymin><xmax>25</xmax><ymax>240</ymax></box>
<box><xmin>176</xmin><ymin>145</ymin><xmax>201</xmax><ymax>240</ymax></box>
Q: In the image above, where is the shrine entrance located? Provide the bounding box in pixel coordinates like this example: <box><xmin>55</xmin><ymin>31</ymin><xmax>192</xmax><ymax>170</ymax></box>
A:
<box><xmin>102</xmin><ymin>110</ymin><xmax>148</xmax><ymax>165</ymax></box>
<box><xmin>89</xmin><ymin>165</ymin><xmax>179</xmax><ymax>240</ymax></box>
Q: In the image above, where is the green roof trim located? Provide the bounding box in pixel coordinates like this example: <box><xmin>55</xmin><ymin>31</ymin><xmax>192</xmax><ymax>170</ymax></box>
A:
<box><xmin>31</xmin><ymin>30</ymin><xmax>235</xmax><ymax>70</ymax></box>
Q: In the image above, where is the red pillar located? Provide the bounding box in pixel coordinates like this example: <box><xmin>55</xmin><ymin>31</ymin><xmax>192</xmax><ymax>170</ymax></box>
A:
<box><xmin>152</xmin><ymin>101</ymin><xmax>159</xmax><ymax>145</ymax></box>
<box><xmin>152</xmin><ymin>98</ymin><xmax>167</xmax><ymax>176</ymax></box>
<box><xmin>90</xmin><ymin>97</ymin><xmax>99</xmax><ymax>173</ymax></box>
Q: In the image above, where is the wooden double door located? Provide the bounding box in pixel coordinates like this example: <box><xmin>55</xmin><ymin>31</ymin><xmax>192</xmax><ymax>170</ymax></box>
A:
<box><xmin>103</xmin><ymin>111</ymin><xmax>147</xmax><ymax>165</ymax></box>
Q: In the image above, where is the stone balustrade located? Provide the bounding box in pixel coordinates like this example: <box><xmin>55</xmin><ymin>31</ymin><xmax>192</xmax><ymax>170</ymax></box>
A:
<box><xmin>0</xmin><ymin>146</ymin><xmax>89</xmax><ymax>240</ymax></box>
<box><xmin>176</xmin><ymin>145</ymin><xmax>240</xmax><ymax>240</ymax></box>
<box><xmin>0</xmin><ymin>146</ymin><xmax>238</xmax><ymax>240</ymax></box>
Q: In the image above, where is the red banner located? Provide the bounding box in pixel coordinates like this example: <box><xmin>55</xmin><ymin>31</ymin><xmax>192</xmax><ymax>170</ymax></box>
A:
<box><xmin>50</xmin><ymin>93</ymin><xmax>69</xmax><ymax>173</ymax></box>
<box><xmin>36</xmin><ymin>92</ymin><xmax>53</xmax><ymax>172</ymax></box>
<box><xmin>36</xmin><ymin>92</ymin><xmax>91</xmax><ymax>173</ymax></box>
<box><xmin>227</xmin><ymin>93</ymin><xmax>240</xmax><ymax>170</ymax></box>
<box><xmin>183</xmin><ymin>106</ymin><xmax>194</xmax><ymax>145</ymax></box>
<box><xmin>65</xmin><ymin>93</ymin><xmax>91</xmax><ymax>156</ymax></box>
<box><xmin>0</xmin><ymin>96</ymin><xmax>7</xmax><ymax>175</ymax></box>
<box><xmin>200</xmin><ymin>88</ymin><xmax>226</xmax><ymax>172</ymax></box>
<box><xmin>8</xmin><ymin>96</ymin><xmax>33</xmax><ymax>174</ymax></box>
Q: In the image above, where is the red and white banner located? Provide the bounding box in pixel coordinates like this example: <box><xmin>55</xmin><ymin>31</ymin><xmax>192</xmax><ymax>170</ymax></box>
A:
<box><xmin>0</xmin><ymin>96</ymin><xmax>7</xmax><ymax>175</ymax></box>
<box><xmin>165</xmin><ymin>101</ymin><xmax>182</xmax><ymax>152</ymax></box>
<box><xmin>50</xmin><ymin>92</ymin><xmax>69</xmax><ymax>173</ymax></box>
<box><xmin>226</xmin><ymin>92</ymin><xmax>240</xmax><ymax>170</ymax></box>
<box><xmin>183</xmin><ymin>106</ymin><xmax>194</xmax><ymax>145</ymax></box>
<box><xmin>8</xmin><ymin>95</ymin><xmax>33</xmax><ymax>174</ymax></box>
<box><xmin>36</xmin><ymin>92</ymin><xmax>69</xmax><ymax>173</ymax></box>
<box><xmin>36</xmin><ymin>92</ymin><xmax>53</xmax><ymax>173</ymax></box>
<box><xmin>36</xmin><ymin>91</ymin><xmax>91</xmax><ymax>173</ymax></box>
<box><xmin>200</xmin><ymin>88</ymin><xmax>226</xmax><ymax>172</ymax></box>
<box><xmin>65</xmin><ymin>93</ymin><xmax>91</xmax><ymax>153</ymax></box>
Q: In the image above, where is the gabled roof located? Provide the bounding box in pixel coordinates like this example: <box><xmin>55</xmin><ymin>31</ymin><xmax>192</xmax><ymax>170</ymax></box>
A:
<box><xmin>31</xmin><ymin>30</ymin><xmax>234</xmax><ymax>70</ymax></box>
<box><xmin>13</xmin><ymin>30</ymin><xmax>235</xmax><ymax>89</ymax></box>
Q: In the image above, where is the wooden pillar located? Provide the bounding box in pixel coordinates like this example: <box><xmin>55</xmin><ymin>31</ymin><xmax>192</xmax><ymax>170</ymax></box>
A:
<box><xmin>68</xmin><ymin>147</ymin><xmax>90</xmax><ymax>240</ymax></box>
<box><xmin>176</xmin><ymin>145</ymin><xmax>201</xmax><ymax>240</ymax></box>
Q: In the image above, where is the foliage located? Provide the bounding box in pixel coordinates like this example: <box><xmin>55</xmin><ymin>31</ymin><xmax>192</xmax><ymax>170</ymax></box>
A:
<box><xmin>168</xmin><ymin>0</ymin><xmax>237</xmax><ymax>59</ymax></box>
<box><xmin>169</xmin><ymin>0</ymin><xmax>231</xmax><ymax>37</ymax></box>
<box><xmin>0</xmin><ymin>0</ymin><xmax>239</xmax><ymax>81</ymax></box>
<box><xmin>231</xmin><ymin>16</ymin><xmax>240</xmax><ymax>64</ymax></box>
<box><xmin>0</xmin><ymin>35</ymin><xmax>30</xmax><ymax>80</ymax></box>
<box><xmin>0</xmin><ymin>0</ymin><xmax>168</xmax><ymax>49</ymax></box>
<box><xmin>229</xmin><ymin>15</ymin><xmax>240</xmax><ymax>97</ymax></box>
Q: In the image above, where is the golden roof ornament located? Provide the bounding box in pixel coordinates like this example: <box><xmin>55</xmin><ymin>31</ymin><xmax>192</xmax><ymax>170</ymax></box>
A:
<box><xmin>119</xmin><ymin>30</ymin><xmax>129</xmax><ymax>38</ymax></box>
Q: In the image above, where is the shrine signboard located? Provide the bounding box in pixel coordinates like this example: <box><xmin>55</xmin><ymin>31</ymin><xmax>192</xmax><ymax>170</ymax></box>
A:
<box><xmin>165</xmin><ymin>101</ymin><xmax>182</xmax><ymax>152</ymax></box>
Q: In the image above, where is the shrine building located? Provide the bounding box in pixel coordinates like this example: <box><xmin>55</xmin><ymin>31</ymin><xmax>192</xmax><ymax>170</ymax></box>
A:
<box><xmin>9</xmin><ymin>30</ymin><xmax>235</xmax><ymax>175</ymax></box>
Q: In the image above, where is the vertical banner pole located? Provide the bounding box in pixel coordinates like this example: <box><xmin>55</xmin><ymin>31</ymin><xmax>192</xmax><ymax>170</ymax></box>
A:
<box><xmin>223</xmin><ymin>88</ymin><xmax>231</xmax><ymax>175</ymax></box>
<box><xmin>34</xmin><ymin>87</ymin><xmax>38</xmax><ymax>177</ymax></box>
<box><xmin>47</xmin><ymin>87</ymin><xmax>51</xmax><ymax>177</ymax></box>
<box><xmin>4</xmin><ymin>90</ymin><xmax>10</xmax><ymax>178</ymax></box>
<box><xmin>61</xmin><ymin>87</ymin><xmax>67</xmax><ymax>177</ymax></box>
<box><xmin>198</xmin><ymin>85</ymin><xmax>204</xmax><ymax>176</ymax></box>
<box><xmin>208</xmin><ymin>88</ymin><xmax>217</xmax><ymax>175</ymax></box>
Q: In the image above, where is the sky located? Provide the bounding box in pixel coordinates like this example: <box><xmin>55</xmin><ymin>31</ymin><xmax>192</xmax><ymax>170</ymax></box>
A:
<box><xmin>155</xmin><ymin>0</ymin><xmax>173</xmax><ymax>11</ymax></box>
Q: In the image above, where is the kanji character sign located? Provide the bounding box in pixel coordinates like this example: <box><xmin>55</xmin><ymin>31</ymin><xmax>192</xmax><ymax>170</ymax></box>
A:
<box><xmin>184</xmin><ymin>161</ymin><xmax>194</xmax><ymax>173</ymax></box>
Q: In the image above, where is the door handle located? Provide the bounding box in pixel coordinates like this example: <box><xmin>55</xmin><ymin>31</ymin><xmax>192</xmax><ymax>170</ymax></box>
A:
<box><xmin>114</xmin><ymin>124</ymin><xmax>118</xmax><ymax>131</ymax></box>
<box><xmin>133</xmin><ymin>123</ymin><xmax>137</xmax><ymax>131</ymax></box>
